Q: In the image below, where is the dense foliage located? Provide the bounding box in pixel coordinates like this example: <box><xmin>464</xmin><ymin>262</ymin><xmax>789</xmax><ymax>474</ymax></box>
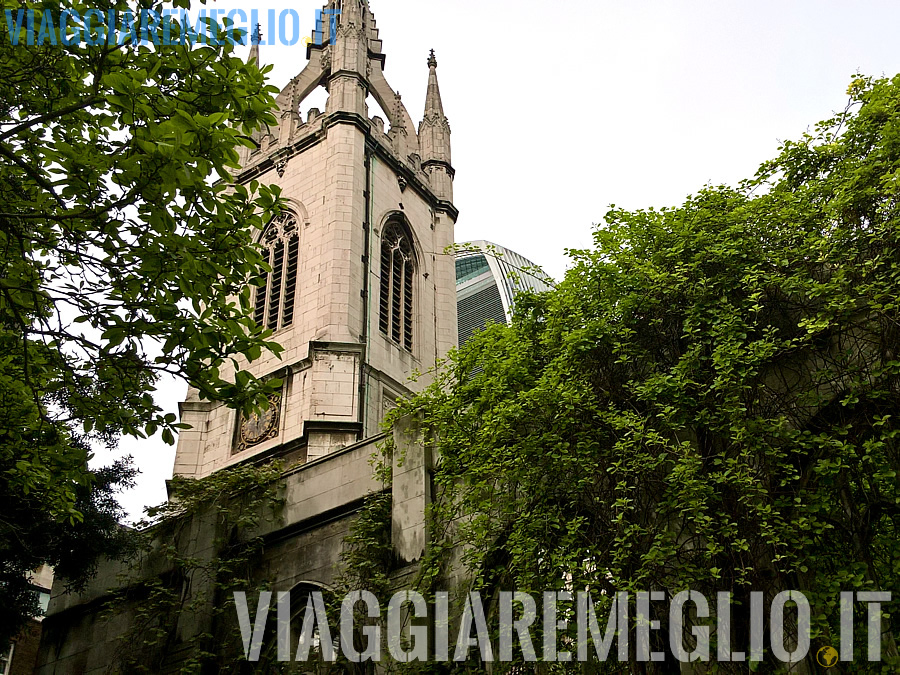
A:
<box><xmin>0</xmin><ymin>0</ymin><xmax>281</xmax><ymax>643</ymax></box>
<box><xmin>389</xmin><ymin>75</ymin><xmax>900</xmax><ymax>670</ymax></box>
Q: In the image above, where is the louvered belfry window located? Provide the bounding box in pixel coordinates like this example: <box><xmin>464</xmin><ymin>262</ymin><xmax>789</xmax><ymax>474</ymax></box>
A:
<box><xmin>254</xmin><ymin>212</ymin><xmax>300</xmax><ymax>331</ymax></box>
<box><xmin>378</xmin><ymin>221</ymin><xmax>415</xmax><ymax>350</ymax></box>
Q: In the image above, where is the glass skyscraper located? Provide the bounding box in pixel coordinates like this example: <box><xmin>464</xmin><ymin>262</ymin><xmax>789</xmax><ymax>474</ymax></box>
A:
<box><xmin>455</xmin><ymin>240</ymin><xmax>552</xmax><ymax>347</ymax></box>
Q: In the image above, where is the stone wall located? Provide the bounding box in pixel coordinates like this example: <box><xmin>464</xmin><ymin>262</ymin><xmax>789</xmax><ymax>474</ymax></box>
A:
<box><xmin>35</xmin><ymin>432</ymin><xmax>406</xmax><ymax>673</ymax></box>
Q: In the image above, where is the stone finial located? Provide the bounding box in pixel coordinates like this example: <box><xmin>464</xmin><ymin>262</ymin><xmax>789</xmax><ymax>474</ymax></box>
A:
<box><xmin>427</xmin><ymin>49</ymin><xmax>437</xmax><ymax>69</ymax></box>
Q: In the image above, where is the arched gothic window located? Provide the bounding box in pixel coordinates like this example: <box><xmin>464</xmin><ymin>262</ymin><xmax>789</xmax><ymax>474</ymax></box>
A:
<box><xmin>378</xmin><ymin>221</ymin><xmax>415</xmax><ymax>350</ymax></box>
<box><xmin>254</xmin><ymin>212</ymin><xmax>300</xmax><ymax>331</ymax></box>
<box><xmin>254</xmin><ymin>583</ymin><xmax>339</xmax><ymax>671</ymax></box>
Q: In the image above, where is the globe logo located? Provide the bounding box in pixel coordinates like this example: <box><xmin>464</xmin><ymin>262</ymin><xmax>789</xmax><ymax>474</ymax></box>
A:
<box><xmin>817</xmin><ymin>646</ymin><xmax>839</xmax><ymax>668</ymax></box>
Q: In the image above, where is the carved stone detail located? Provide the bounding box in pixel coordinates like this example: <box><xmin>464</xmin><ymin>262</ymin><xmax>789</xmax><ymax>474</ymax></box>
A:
<box><xmin>281</xmin><ymin>213</ymin><xmax>297</xmax><ymax>234</ymax></box>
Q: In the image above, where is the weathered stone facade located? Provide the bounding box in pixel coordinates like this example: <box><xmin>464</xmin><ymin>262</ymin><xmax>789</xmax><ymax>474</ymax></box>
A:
<box><xmin>36</xmin><ymin>1</ymin><xmax>454</xmax><ymax>671</ymax></box>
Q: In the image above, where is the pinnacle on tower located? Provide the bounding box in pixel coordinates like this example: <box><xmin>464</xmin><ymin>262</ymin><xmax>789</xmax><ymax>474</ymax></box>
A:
<box><xmin>418</xmin><ymin>49</ymin><xmax>453</xmax><ymax>201</ymax></box>
<box><xmin>325</xmin><ymin>0</ymin><xmax>368</xmax><ymax>115</ymax></box>
<box><xmin>248</xmin><ymin>23</ymin><xmax>262</xmax><ymax>64</ymax></box>
<box><xmin>424</xmin><ymin>49</ymin><xmax>444</xmax><ymax>118</ymax></box>
<box><xmin>341</xmin><ymin>0</ymin><xmax>363</xmax><ymax>25</ymax></box>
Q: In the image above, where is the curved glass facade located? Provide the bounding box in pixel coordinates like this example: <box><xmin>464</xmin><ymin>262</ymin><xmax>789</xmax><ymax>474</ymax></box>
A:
<box><xmin>455</xmin><ymin>241</ymin><xmax>552</xmax><ymax>347</ymax></box>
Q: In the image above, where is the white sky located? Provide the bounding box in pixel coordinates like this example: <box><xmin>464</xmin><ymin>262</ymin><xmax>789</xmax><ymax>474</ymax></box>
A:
<box><xmin>96</xmin><ymin>0</ymin><xmax>900</xmax><ymax>521</ymax></box>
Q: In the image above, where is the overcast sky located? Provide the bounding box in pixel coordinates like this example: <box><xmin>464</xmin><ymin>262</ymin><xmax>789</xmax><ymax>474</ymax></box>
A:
<box><xmin>97</xmin><ymin>0</ymin><xmax>900</xmax><ymax>521</ymax></box>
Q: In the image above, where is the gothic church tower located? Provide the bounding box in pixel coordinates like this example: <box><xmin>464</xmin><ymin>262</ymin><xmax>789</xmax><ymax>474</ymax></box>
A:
<box><xmin>172</xmin><ymin>1</ymin><xmax>457</xmax><ymax>478</ymax></box>
<box><xmin>33</xmin><ymin>7</ymin><xmax>456</xmax><ymax>669</ymax></box>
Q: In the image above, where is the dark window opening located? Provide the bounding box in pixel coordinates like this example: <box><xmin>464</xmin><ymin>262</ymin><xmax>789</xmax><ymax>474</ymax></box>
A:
<box><xmin>378</xmin><ymin>221</ymin><xmax>415</xmax><ymax>351</ymax></box>
<box><xmin>253</xmin><ymin>212</ymin><xmax>300</xmax><ymax>331</ymax></box>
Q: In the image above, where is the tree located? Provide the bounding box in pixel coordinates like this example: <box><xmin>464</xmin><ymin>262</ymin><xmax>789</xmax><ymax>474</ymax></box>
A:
<box><xmin>0</xmin><ymin>1</ymin><xmax>283</xmax><ymax>644</ymax></box>
<box><xmin>389</xmin><ymin>74</ymin><xmax>900</xmax><ymax>670</ymax></box>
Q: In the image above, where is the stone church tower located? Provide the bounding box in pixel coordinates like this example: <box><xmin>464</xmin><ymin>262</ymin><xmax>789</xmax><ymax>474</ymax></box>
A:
<box><xmin>173</xmin><ymin>0</ymin><xmax>457</xmax><ymax>478</ymax></box>
<box><xmin>35</xmin><ymin>4</ymin><xmax>456</xmax><ymax>670</ymax></box>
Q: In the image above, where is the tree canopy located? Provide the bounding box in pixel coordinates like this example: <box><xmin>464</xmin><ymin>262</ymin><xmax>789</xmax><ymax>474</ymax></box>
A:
<box><xmin>390</xmin><ymin>74</ymin><xmax>900</xmax><ymax>670</ymax></box>
<box><xmin>0</xmin><ymin>1</ymin><xmax>282</xmax><ymax>643</ymax></box>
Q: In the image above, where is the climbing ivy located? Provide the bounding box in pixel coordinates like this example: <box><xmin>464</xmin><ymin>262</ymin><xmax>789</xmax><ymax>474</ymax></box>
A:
<box><xmin>335</xmin><ymin>490</ymin><xmax>395</xmax><ymax>604</ymax></box>
<box><xmin>105</xmin><ymin>461</ymin><xmax>284</xmax><ymax>673</ymax></box>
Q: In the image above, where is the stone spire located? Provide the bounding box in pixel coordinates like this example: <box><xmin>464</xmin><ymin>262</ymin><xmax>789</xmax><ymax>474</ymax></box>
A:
<box><xmin>240</xmin><ymin>23</ymin><xmax>266</xmax><ymax>164</ymax></box>
<box><xmin>424</xmin><ymin>50</ymin><xmax>444</xmax><ymax>118</ymax></box>
<box><xmin>418</xmin><ymin>50</ymin><xmax>453</xmax><ymax>201</ymax></box>
<box><xmin>325</xmin><ymin>0</ymin><xmax>368</xmax><ymax>116</ymax></box>
<box><xmin>248</xmin><ymin>23</ymin><xmax>262</xmax><ymax>64</ymax></box>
